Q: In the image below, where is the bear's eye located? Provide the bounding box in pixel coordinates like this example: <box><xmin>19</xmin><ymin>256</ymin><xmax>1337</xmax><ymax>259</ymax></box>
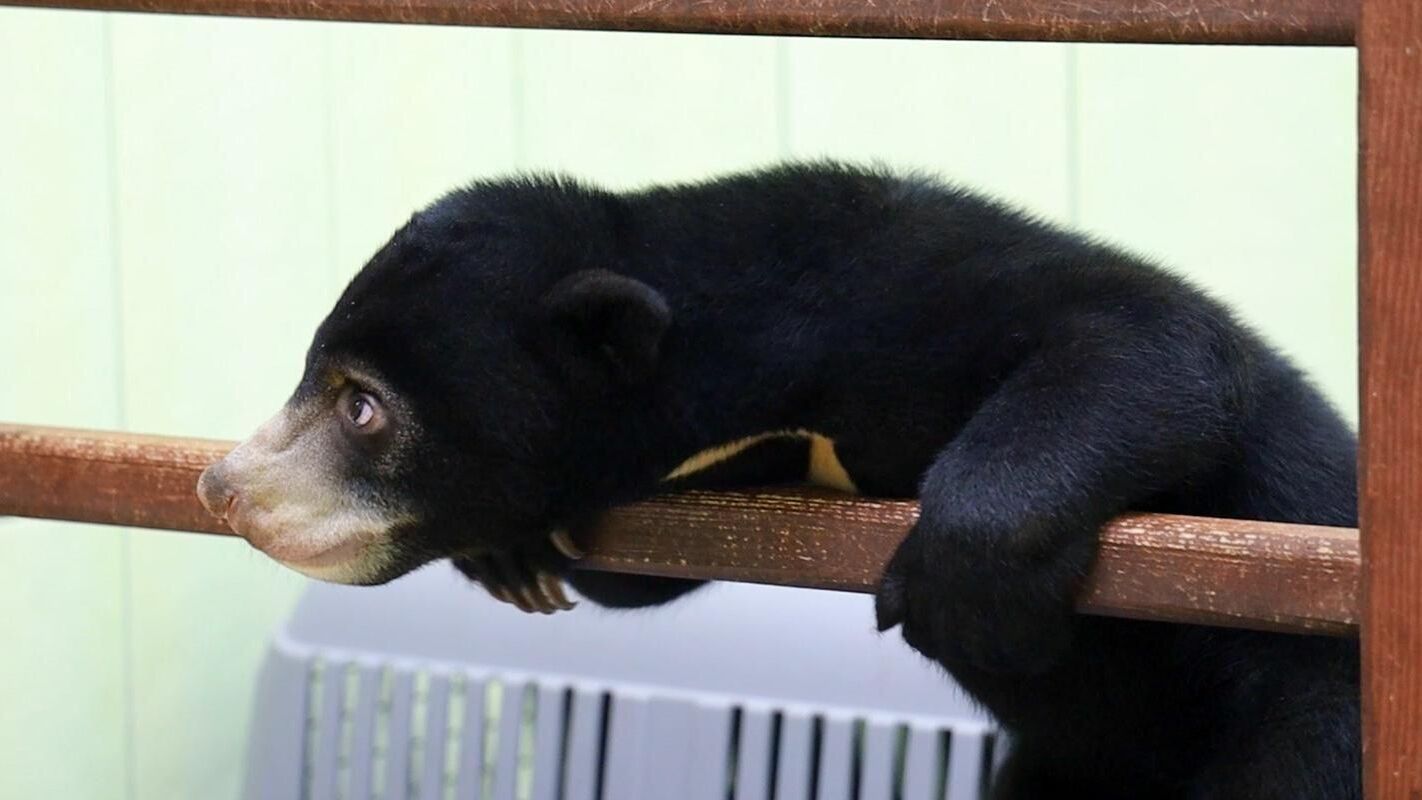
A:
<box><xmin>351</xmin><ymin>396</ymin><xmax>375</xmax><ymax>426</ymax></box>
<box><xmin>338</xmin><ymin>386</ymin><xmax>386</xmax><ymax>434</ymax></box>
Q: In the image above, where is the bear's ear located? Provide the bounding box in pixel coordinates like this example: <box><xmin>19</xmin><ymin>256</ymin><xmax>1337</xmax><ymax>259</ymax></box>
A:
<box><xmin>541</xmin><ymin>270</ymin><xmax>671</xmax><ymax>383</ymax></box>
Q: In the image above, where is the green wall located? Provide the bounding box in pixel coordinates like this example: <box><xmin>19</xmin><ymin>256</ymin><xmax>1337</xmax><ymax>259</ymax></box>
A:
<box><xmin>0</xmin><ymin>10</ymin><xmax>1357</xmax><ymax>798</ymax></box>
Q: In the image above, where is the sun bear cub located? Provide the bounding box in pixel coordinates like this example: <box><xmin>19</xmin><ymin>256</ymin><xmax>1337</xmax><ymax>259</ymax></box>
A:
<box><xmin>199</xmin><ymin>163</ymin><xmax>1359</xmax><ymax>798</ymax></box>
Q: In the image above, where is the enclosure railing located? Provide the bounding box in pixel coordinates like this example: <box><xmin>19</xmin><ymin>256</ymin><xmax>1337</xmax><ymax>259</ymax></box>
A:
<box><xmin>0</xmin><ymin>424</ymin><xmax>1361</xmax><ymax>636</ymax></box>
<box><xmin>0</xmin><ymin>0</ymin><xmax>1415</xmax><ymax>795</ymax></box>
<box><xmin>0</xmin><ymin>0</ymin><xmax>1360</xmax><ymax>43</ymax></box>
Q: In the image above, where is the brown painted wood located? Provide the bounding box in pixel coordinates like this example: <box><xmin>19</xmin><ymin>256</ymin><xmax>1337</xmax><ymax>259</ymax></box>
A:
<box><xmin>583</xmin><ymin>490</ymin><xmax>1359</xmax><ymax>636</ymax></box>
<box><xmin>1360</xmin><ymin>0</ymin><xmax>1422</xmax><ymax>793</ymax></box>
<box><xmin>0</xmin><ymin>0</ymin><xmax>1356</xmax><ymax>45</ymax></box>
<box><xmin>0</xmin><ymin>423</ymin><xmax>1359</xmax><ymax>635</ymax></box>
<box><xmin>0</xmin><ymin>425</ymin><xmax>233</xmax><ymax>535</ymax></box>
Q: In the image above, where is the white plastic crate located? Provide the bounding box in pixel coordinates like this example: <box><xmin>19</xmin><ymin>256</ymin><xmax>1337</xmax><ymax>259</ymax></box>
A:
<box><xmin>244</xmin><ymin>566</ymin><xmax>999</xmax><ymax>800</ymax></box>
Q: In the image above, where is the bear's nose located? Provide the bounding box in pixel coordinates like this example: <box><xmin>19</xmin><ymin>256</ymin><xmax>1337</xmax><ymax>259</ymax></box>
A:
<box><xmin>196</xmin><ymin>462</ymin><xmax>236</xmax><ymax>521</ymax></box>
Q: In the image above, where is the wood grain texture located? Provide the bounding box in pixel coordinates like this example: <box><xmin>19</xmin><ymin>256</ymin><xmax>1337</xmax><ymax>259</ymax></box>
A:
<box><xmin>584</xmin><ymin>490</ymin><xmax>1359</xmax><ymax>635</ymax></box>
<box><xmin>0</xmin><ymin>424</ymin><xmax>1359</xmax><ymax>635</ymax></box>
<box><xmin>0</xmin><ymin>425</ymin><xmax>232</xmax><ymax>535</ymax></box>
<box><xmin>0</xmin><ymin>0</ymin><xmax>1357</xmax><ymax>45</ymax></box>
<box><xmin>1360</xmin><ymin>0</ymin><xmax>1422</xmax><ymax>792</ymax></box>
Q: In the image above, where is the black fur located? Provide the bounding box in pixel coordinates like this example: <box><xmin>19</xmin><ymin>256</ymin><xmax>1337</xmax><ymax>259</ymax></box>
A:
<box><xmin>308</xmin><ymin>163</ymin><xmax>1359</xmax><ymax>798</ymax></box>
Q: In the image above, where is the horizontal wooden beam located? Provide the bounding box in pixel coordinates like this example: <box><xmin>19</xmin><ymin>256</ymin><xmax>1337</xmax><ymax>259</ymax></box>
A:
<box><xmin>0</xmin><ymin>0</ymin><xmax>1357</xmax><ymax>45</ymax></box>
<box><xmin>0</xmin><ymin>423</ymin><xmax>1359</xmax><ymax>635</ymax></box>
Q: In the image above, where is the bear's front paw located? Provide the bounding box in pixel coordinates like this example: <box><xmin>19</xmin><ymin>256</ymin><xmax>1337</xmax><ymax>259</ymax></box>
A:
<box><xmin>874</xmin><ymin>517</ymin><xmax>1084</xmax><ymax>676</ymax></box>
<box><xmin>452</xmin><ymin>530</ymin><xmax>581</xmax><ymax>614</ymax></box>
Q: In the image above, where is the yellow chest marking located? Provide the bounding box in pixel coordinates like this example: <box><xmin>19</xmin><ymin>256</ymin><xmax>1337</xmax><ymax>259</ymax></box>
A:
<box><xmin>662</xmin><ymin>429</ymin><xmax>859</xmax><ymax>494</ymax></box>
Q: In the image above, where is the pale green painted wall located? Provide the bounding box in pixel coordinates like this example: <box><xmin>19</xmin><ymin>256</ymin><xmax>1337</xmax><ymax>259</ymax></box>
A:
<box><xmin>0</xmin><ymin>10</ymin><xmax>1357</xmax><ymax>798</ymax></box>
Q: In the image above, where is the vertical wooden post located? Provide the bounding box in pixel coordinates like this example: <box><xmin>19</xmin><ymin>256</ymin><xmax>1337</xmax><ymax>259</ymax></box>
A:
<box><xmin>1360</xmin><ymin>0</ymin><xmax>1422</xmax><ymax>795</ymax></box>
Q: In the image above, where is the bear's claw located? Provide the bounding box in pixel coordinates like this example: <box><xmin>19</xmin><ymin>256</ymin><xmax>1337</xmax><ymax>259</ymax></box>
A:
<box><xmin>549</xmin><ymin>529</ymin><xmax>584</xmax><ymax>559</ymax></box>
<box><xmin>455</xmin><ymin>549</ymin><xmax>577</xmax><ymax>614</ymax></box>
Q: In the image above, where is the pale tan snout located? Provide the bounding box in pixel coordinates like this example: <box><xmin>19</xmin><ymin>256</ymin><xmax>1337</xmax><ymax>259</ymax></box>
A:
<box><xmin>197</xmin><ymin>458</ymin><xmax>277</xmax><ymax>554</ymax></box>
<box><xmin>197</xmin><ymin>460</ymin><xmax>249</xmax><ymax>537</ymax></box>
<box><xmin>192</xmin><ymin>408</ymin><xmax>407</xmax><ymax>584</ymax></box>
<box><xmin>197</xmin><ymin>451</ymin><xmax>301</xmax><ymax>558</ymax></box>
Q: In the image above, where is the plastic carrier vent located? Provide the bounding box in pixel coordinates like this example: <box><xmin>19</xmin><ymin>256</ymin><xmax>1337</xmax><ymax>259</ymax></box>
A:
<box><xmin>245</xmin><ymin>568</ymin><xmax>998</xmax><ymax>800</ymax></box>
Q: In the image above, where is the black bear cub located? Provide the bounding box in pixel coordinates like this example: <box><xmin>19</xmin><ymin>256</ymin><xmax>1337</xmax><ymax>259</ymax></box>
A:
<box><xmin>198</xmin><ymin>163</ymin><xmax>1359</xmax><ymax>798</ymax></box>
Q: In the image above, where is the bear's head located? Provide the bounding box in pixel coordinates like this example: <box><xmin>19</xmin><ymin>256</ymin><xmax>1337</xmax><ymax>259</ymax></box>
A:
<box><xmin>195</xmin><ymin>179</ymin><xmax>672</xmax><ymax>586</ymax></box>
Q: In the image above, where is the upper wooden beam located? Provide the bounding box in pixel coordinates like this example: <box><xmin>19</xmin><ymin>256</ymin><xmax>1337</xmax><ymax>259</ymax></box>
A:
<box><xmin>0</xmin><ymin>423</ymin><xmax>1359</xmax><ymax>635</ymax></box>
<box><xmin>1359</xmin><ymin>0</ymin><xmax>1422</xmax><ymax>792</ymax></box>
<box><xmin>0</xmin><ymin>0</ymin><xmax>1357</xmax><ymax>45</ymax></box>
